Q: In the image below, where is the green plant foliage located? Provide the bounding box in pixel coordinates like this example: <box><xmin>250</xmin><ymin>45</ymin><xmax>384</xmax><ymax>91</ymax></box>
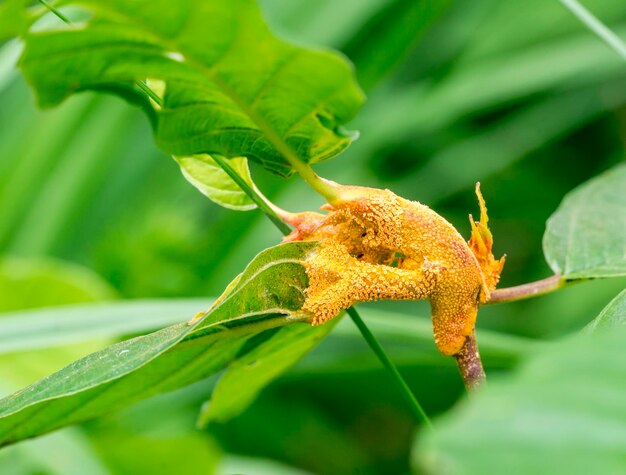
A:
<box><xmin>585</xmin><ymin>288</ymin><xmax>626</xmax><ymax>332</ymax></box>
<box><xmin>174</xmin><ymin>155</ymin><xmax>256</xmax><ymax>211</ymax></box>
<box><xmin>13</xmin><ymin>0</ymin><xmax>365</xmax><ymax>177</ymax></box>
<box><xmin>2</xmin><ymin>0</ymin><xmax>626</xmax><ymax>471</ymax></box>
<box><xmin>0</xmin><ymin>241</ymin><xmax>318</xmax><ymax>446</ymax></box>
<box><xmin>544</xmin><ymin>161</ymin><xmax>626</xmax><ymax>279</ymax></box>
<box><xmin>414</xmin><ymin>328</ymin><xmax>626</xmax><ymax>475</ymax></box>
<box><xmin>198</xmin><ymin>320</ymin><xmax>337</xmax><ymax>425</ymax></box>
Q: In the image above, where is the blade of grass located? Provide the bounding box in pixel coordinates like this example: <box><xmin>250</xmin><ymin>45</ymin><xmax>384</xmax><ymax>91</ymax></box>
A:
<box><xmin>559</xmin><ymin>0</ymin><xmax>626</xmax><ymax>61</ymax></box>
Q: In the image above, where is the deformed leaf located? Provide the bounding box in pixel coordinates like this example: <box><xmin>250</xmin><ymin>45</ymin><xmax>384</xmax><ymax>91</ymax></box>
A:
<box><xmin>174</xmin><ymin>154</ymin><xmax>256</xmax><ymax>211</ymax></box>
<box><xmin>15</xmin><ymin>0</ymin><xmax>365</xmax><ymax>177</ymax></box>
<box><xmin>414</xmin><ymin>328</ymin><xmax>626</xmax><ymax>475</ymax></box>
<box><xmin>543</xmin><ymin>162</ymin><xmax>626</xmax><ymax>279</ymax></box>
<box><xmin>0</xmin><ymin>241</ymin><xmax>318</xmax><ymax>447</ymax></box>
<box><xmin>584</xmin><ymin>288</ymin><xmax>626</xmax><ymax>333</ymax></box>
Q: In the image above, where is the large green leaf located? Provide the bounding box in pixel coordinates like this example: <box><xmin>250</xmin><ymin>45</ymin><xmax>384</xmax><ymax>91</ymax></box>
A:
<box><xmin>414</xmin><ymin>328</ymin><xmax>626</xmax><ymax>475</ymax></box>
<box><xmin>14</xmin><ymin>0</ymin><xmax>364</xmax><ymax>177</ymax></box>
<box><xmin>0</xmin><ymin>241</ymin><xmax>319</xmax><ymax>446</ymax></box>
<box><xmin>585</xmin><ymin>288</ymin><xmax>626</xmax><ymax>333</ymax></box>
<box><xmin>543</xmin><ymin>162</ymin><xmax>626</xmax><ymax>279</ymax></box>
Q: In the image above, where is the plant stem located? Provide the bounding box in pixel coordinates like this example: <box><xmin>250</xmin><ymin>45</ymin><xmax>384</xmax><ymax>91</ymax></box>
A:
<box><xmin>487</xmin><ymin>275</ymin><xmax>566</xmax><ymax>304</ymax></box>
<box><xmin>38</xmin><ymin>0</ymin><xmax>70</xmax><ymax>23</ymax></box>
<box><xmin>559</xmin><ymin>0</ymin><xmax>626</xmax><ymax>61</ymax></box>
<box><xmin>454</xmin><ymin>332</ymin><xmax>485</xmax><ymax>391</ymax></box>
<box><xmin>346</xmin><ymin>307</ymin><xmax>432</xmax><ymax>427</ymax></box>
<box><xmin>210</xmin><ymin>155</ymin><xmax>292</xmax><ymax>235</ymax></box>
<box><xmin>292</xmin><ymin>164</ymin><xmax>342</xmax><ymax>202</ymax></box>
<box><xmin>136</xmin><ymin>81</ymin><xmax>163</xmax><ymax>105</ymax></box>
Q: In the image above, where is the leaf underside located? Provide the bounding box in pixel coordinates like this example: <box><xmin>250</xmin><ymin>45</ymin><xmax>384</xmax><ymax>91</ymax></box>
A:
<box><xmin>17</xmin><ymin>0</ymin><xmax>365</xmax><ymax>177</ymax></box>
<box><xmin>174</xmin><ymin>154</ymin><xmax>256</xmax><ymax>210</ymax></box>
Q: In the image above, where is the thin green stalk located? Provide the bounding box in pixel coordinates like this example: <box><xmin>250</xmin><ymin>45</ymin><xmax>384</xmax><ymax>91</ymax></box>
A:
<box><xmin>135</xmin><ymin>81</ymin><xmax>163</xmax><ymax>105</ymax></box>
<box><xmin>347</xmin><ymin>307</ymin><xmax>432</xmax><ymax>426</ymax></box>
<box><xmin>38</xmin><ymin>0</ymin><xmax>432</xmax><ymax>424</ymax></box>
<box><xmin>559</xmin><ymin>0</ymin><xmax>626</xmax><ymax>61</ymax></box>
<box><xmin>210</xmin><ymin>155</ymin><xmax>292</xmax><ymax>235</ymax></box>
<box><xmin>38</xmin><ymin>0</ymin><xmax>70</xmax><ymax>24</ymax></box>
<box><xmin>487</xmin><ymin>275</ymin><xmax>567</xmax><ymax>304</ymax></box>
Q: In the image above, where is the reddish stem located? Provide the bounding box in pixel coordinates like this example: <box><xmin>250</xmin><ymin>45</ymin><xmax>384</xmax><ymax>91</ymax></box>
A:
<box><xmin>487</xmin><ymin>274</ymin><xmax>565</xmax><ymax>304</ymax></box>
<box><xmin>454</xmin><ymin>332</ymin><xmax>485</xmax><ymax>391</ymax></box>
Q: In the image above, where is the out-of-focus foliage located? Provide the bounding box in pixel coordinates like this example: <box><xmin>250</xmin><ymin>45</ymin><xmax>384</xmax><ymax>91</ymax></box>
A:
<box><xmin>0</xmin><ymin>0</ymin><xmax>625</xmax><ymax>473</ymax></box>
<box><xmin>414</xmin><ymin>328</ymin><xmax>626</xmax><ymax>475</ymax></box>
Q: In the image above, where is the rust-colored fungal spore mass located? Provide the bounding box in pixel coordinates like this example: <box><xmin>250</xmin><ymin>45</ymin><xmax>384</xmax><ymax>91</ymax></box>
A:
<box><xmin>287</xmin><ymin>184</ymin><xmax>504</xmax><ymax>356</ymax></box>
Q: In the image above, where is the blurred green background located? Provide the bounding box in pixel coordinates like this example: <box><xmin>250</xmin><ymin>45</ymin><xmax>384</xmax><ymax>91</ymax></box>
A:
<box><xmin>1</xmin><ymin>0</ymin><xmax>625</xmax><ymax>473</ymax></box>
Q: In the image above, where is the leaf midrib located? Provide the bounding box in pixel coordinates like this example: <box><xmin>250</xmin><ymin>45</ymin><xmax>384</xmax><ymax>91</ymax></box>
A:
<box><xmin>79</xmin><ymin>3</ymin><xmax>320</xmax><ymax>172</ymax></box>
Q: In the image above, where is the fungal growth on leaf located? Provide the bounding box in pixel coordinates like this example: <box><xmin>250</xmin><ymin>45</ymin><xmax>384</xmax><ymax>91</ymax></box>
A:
<box><xmin>285</xmin><ymin>183</ymin><xmax>505</xmax><ymax>360</ymax></box>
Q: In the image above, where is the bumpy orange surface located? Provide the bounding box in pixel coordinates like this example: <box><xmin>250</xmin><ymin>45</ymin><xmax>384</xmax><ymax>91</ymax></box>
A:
<box><xmin>287</xmin><ymin>184</ymin><xmax>504</xmax><ymax>356</ymax></box>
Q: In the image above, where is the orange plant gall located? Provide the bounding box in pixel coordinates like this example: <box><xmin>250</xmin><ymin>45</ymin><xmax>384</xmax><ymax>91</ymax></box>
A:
<box><xmin>286</xmin><ymin>183</ymin><xmax>504</xmax><ymax>356</ymax></box>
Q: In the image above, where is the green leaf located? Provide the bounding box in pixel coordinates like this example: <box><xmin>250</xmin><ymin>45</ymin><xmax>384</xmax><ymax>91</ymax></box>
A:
<box><xmin>198</xmin><ymin>319</ymin><xmax>337</xmax><ymax>425</ymax></box>
<box><xmin>543</xmin><ymin>162</ymin><xmax>626</xmax><ymax>279</ymax></box>
<box><xmin>174</xmin><ymin>154</ymin><xmax>256</xmax><ymax>211</ymax></box>
<box><xmin>17</xmin><ymin>0</ymin><xmax>365</xmax><ymax>177</ymax></box>
<box><xmin>585</xmin><ymin>288</ymin><xmax>626</xmax><ymax>333</ymax></box>
<box><xmin>0</xmin><ymin>241</ymin><xmax>318</xmax><ymax>446</ymax></box>
<box><xmin>147</xmin><ymin>79</ymin><xmax>256</xmax><ymax>211</ymax></box>
<box><xmin>414</xmin><ymin>328</ymin><xmax>626</xmax><ymax>475</ymax></box>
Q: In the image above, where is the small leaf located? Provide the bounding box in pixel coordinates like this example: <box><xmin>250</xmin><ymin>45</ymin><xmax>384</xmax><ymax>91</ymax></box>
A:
<box><xmin>0</xmin><ymin>241</ymin><xmax>318</xmax><ymax>446</ymax></box>
<box><xmin>198</xmin><ymin>319</ymin><xmax>337</xmax><ymax>425</ymax></box>
<box><xmin>543</xmin><ymin>162</ymin><xmax>626</xmax><ymax>279</ymax></box>
<box><xmin>174</xmin><ymin>154</ymin><xmax>256</xmax><ymax>211</ymax></box>
<box><xmin>414</xmin><ymin>328</ymin><xmax>626</xmax><ymax>475</ymax></box>
<box><xmin>15</xmin><ymin>0</ymin><xmax>365</xmax><ymax>177</ymax></box>
<box><xmin>147</xmin><ymin>79</ymin><xmax>256</xmax><ymax>211</ymax></box>
<box><xmin>585</xmin><ymin>288</ymin><xmax>626</xmax><ymax>333</ymax></box>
